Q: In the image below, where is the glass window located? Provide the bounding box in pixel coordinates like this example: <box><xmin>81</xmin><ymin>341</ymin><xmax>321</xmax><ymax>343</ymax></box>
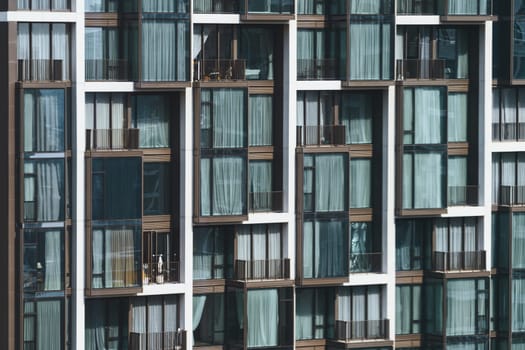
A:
<box><xmin>448</xmin><ymin>92</ymin><xmax>468</xmax><ymax>142</ymax></box>
<box><xmin>18</xmin><ymin>0</ymin><xmax>68</xmax><ymax>10</ymax></box>
<box><xmin>513</xmin><ymin>213</ymin><xmax>525</xmax><ymax>269</ymax></box>
<box><xmin>85</xmin><ymin>298</ymin><xmax>129</xmax><ymax>349</ymax></box>
<box><xmin>396</xmin><ymin>219</ymin><xmax>426</xmax><ymax>271</ymax></box>
<box><xmin>446</xmin><ymin>279</ymin><xmax>488</xmax><ymax>336</ymax></box>
<box><xmin>448</xmin><ymin>156</ymin><xmax>468</xmax><ymax>205</ymax></box>
<box><xmin>24</xmin><ymin>299</ymin><xmax>65</xmax><ymax>350</ymax></box>
<box><xmin>85</xmin><ymin>0</ymin><xmax>118</xmax><ymax>12</ymax></box>
<box><xmin>239</xmin><ymin>28</ymin><xmax>275</xmax><ymax>80</ymax></box>
<box><xmin>85</xmin><ymin>27</ymin><xmax>121</xmax><ymax>81</ymax></box>
<box><xmin>143</xmin><ymin>163</ymin><xmax>171</xmax><ymax>215</ymax></box>
<box><xmin>244</xmin><ymin>0</ymin><xmax>292</xmax><ymax>14</ymax></box>
<box><xmin>515</xmin><ymin>19</ymin><xmax>525</xmax><ymax>79</ymax></box>
<box><xmin>296</xmin><ymin>288</ymin><xmax>335</xmax><ymax>340</ymax></box>
<box><xmin>92</xmin><ymin>157</ymin><xmax>142</xmax><ymax>220</ymax></box>
<box><xmin>341</xmin><ymin>93</ymin><xmax>373</xmax><ymax>144</ymax></box>
<box><xmin>24</xmin><ymin>230</ymin><xmax>65</xmax><ymax>292</ymax></box>
<box><xmin>193</xmin><ymin>226</ymin><xmax>233</xmax><ymax>280</ymax></box>
<box><xmin>349</xmin><ymin>21</ymin><xmax>391</xmax><ymax>80</ymax></box>
<box><xmin>350</xmin><ymin>0</ymin><xmax>392</xmax><ymax>14</ymax></box>
<box><xmin>24</xmin><ymin>159</ymin><xmax>65</xmax><ymax>222</ymax></box>
<box><xmin>303</xmin><ymin>220</ymin><xmax>348</xmax><ymax>278</ymax></box>
<box><xmin>249</xmin><ymin>95</ymin><xmax>273</xmax><ymax>146</ymax></box>
<box><xmin>350</xmin><ymin>158</ymin><xmax>371</xmax><ymax>208</ymax></box>
<box><xmin>350</xmin><ymin>222</ymin><xmax>380</xmax><ymax>272</ymax></box>
<box><xmin>513</xmin><ymin>272</ymin><xmax>525</xmax><ymax>332</ymax></box>
<box><xmin>423</xmin><ymin>279</ymin><xmax>443</xmax><ymax>335</ymax></box>
<box><xmin>17</xmin><ymin>23</ymin><xmax>70</xmax><ymax>81</ymax></box>
<box><xmin>91</xmin><ymin>223</ymin><xmax>141</xmax><ymax>289</ymax></box>
<box><xmin>236</xmin><ymin>224</ymin><xmax>282</xmax><ymax>279</ymax></box>
<box><xmin>142</xmin><ymin>0</ymin><xmax>188</xmax><ymax>13</ymax></box>
<box><xmin>396</xmin><ymin>285</ymin><xmax>421</xmax><ymax>334</ymax></box>
<box><xmin>131</xmin><ymin>95</ymin><xmax>171</xmax><ymax>148</ymax></box>
<box><xmin>249</xmin><ymin>160</ymin><xmax>273</xmax><ymax>212</ymax></box>
<box><xmin>193</xmin><ymin>293</ymin><xmax>224</xmax><ymax>345</ymax></box>
<box><xmin>448</xmin><ymin>0</ymin><xmax>489</xmax><ymax>15</ymax></box>
<box><xmin>24</xmin><ymin>89</ymin><xmax>65</xmax><ymax>152</ymax></box>
<box><xmin>143</xmin><ymin>231</ymin><xmax>178</xmax><ymax>284</ymax></box>
<box><xmin>437</xmin><ymin>28</ymin><xmax>469</xmax><ymax>79</ymax></box>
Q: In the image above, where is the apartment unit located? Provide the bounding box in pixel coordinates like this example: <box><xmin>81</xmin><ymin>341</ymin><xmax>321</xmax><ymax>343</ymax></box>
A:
<box><xmin>0</xmin><ymin>0</ymin><xmax>519</xmax><ymax>350</ymax></box>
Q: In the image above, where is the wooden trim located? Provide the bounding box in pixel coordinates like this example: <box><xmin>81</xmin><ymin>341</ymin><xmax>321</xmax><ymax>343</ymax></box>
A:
<box><xmin>240</xmin><ymin>14</ymin><xmax>294</xmax><ymax>21</ymax></box>
<box><xmin>327</xmin><ymin>340</ymin><xmax>394</xmax><ymax>349</ymax></box>
<box><xmin>298</xmin><ymin>277</ymin><xmax>348</xmax><ymax>286</ymax></box>
<box><xmin>134</xmin><ymin>81</ymin><xmax>191</xmax><ymax>89</ymax></box>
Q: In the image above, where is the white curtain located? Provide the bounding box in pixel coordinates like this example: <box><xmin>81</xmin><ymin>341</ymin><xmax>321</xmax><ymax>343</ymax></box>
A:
<box><xmin>315</xmin><ymin>154</ymin><xmax>345</xmax><ymax>211</ymax></box>
<box><xmin>85</xmin><ymin>28</ymin><xmax>103</xmax><ymax>80</ymax></box>
<box><xmin>44</xmin><ymin>231</ymin><xmax>62</xmax><ymax>290</ymax></box>
<box><xmin>147</xmin><ymin>296</ymin><xmax>163</xmax><ymax>349</ymax></box>
<box><xmin>52</xmin><ymin>24</ymin><xmax>69</xmax><ymax>80</ymax></box>
<box><xmin>350</xmin><ymin>158</ymin><xmax>371</xmax><ymax>208</ymax></box>
<box><xmin>249</xmin><ymin>161</ymin><xmax>272</xmax><ymax>210</ymax></box>
<box><xmin>134</xmin><ymin>95</ymin><xmax>170</xmax><ymax>148</ymax></box>
<box><xmin>32</xmin><ymin>23</ymin><xmax>51</xmax><ymax>80</ymax></box>
<box><xmin>502</xmin><ymin>89</ymin><xmax>517</xmax><ymax>140</ymax></box>
<box><xmin>350</xmin><ymin>0</ymin><xmax>381</xmax><ymax>14</ymax></box>
<box><xmin>457</xmin><ymin>30</ymin><xmax>469</xmax><ymax>79</ymax></box>
<box><xmin>200</xmin><ymin>159</ymin><xmax>211</xmax><ymax>216</ymax></box>
<box><xmin>341</xmin><ymin>94</ymin><xmax>372</xmax><ymax>144</ymax></box>
<box><xmin>297</xmin><ymin>30</ymin><xmax>315</xmax><ymax>78</ymax></box>
<box><xmin>367</xmin><ymin>286</ymin><xmax>381</xmax><ymax>337</ymax></box>
<box><xmin>193</xmin><ymin>295</ymin><xmax>207</xmax><ymax>344</ymax></box>
<box><xmin>247</xmin><ymin>290</ymin><xmax>278</xmax><ymax>347</ymax></box>
<box><xmin>396</xmin><ymin>221</ymin><xmax>416</xmax><ymax>271</ymax></box>
<box><xmin>253</xmin><ymin>226</ymin><xmax>267</xmax><ymax>277</ymax></box>
<box><xmin>492</xmin><ymin>154</ymin><xmax>500</xmax><ymax>204</ymax></box>
<box><xmin>237</xmin><ymin>226</ymin><xmax>251</xmax><ymax>261</ymax></box>
<box><xmin>502</xmin><ymin>153</ymin><xmax>516</xmax><ymax>186</ymax></box>
<box><xmin>193</xmin><ymin>229</ymin><xmax>213</xmax><ymax>279</ymax></box>
<box><xmin>350</xmin><ymin>23</ymin><xmax>380</xmax><ymax>80</ymax></box>
<box><xmin>350</xmin><ymin>222</ymin><xmax>370</xmax><ymax>271</ymax></box>
<box><xmin>212</xmin><ymin>89</ymin><xmax>245</xmax><ymax>148</ymax></box>
<box><xmin>143</xmin><ymin>0</ymin><xmax>188</xmax><ymax>12</ymax></box>
<box><xmin>212</xmin><ymin>157</ymin><xmax>245</xmax><ymax>215</ymax></box>
<box><xmin>24</xmin><ymin>89</ymin><xmax>65</xmax><ymax>152</ymax></box>
<box><xmin>85</xmin><ymin>301</ymin><xmax>105</xmax><ymax>350</ymax></box>
<box><xmin>447</xmin><ymin>279</ymin><xmax>476</xmax><ymax>335</ymax></box>
<box><xmin>303</xmin><ymin>222</ymin><xmax>314</xmax><ymax>278</ymax></box>
<box><xmin>396</xmin><ymin>285</ymin><xmax>415</xmax><ymax>334</ymax></box>
<box><xmin>131</xmin><ymin>298</ymin><xmax>146</xmax><ymax>333</ymax></box>
<box><xmin>24</xmin><ymin>160</ymin><xmax>64</xmax><ymax>221</ymax></box>
<box><xmin>449</xmin><ymin>0</ymin><xmax>479</xmax><ymax>15</ymax></box>
<box><xmin>37</xmin><ymin>300</ymin><xmax>62</xmax><ymax>350</ymax></box>
<box><xmin>448</xmin><ymin>93</ymin><xmax>468</xmax><ymax>142</ymax></box>
<box><xmin>448</xmin><ymin>156</ymin><xmax>467</xmax><ymax>205</ymax></box>
<box><xmin>513</xmin><ymin>213</ymin><xmax>525</xmax><ymax>269</ymax></box>
<box><xmin>249</xmin><ymin>95</ymin><xmax>273</xmax><ymax>146</ymax></box>
<box><xmin>415</xmin><ymin>88</ymin><xmax>444</xmax><ymax>144</ymax></box>
<box><xmin>402</xmin><ymin>153</ymin><xmax>413</xmax><ymax>208</ymax></box>
<box><xmin>414</xmin><ymin>152</ymin><xmax>444</xmax><ymax>208</ymax></box>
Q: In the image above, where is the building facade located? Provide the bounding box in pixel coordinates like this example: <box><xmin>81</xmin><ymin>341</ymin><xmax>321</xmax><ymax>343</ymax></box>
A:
<box><xmin>0</xmin><ymin>0</ymin><xmax>520</xmax><ymax>349</ymax></box>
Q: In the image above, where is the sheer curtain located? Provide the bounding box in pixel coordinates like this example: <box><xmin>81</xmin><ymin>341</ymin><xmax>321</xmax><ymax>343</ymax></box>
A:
<box><xmin>85</xmin><ymin>28</ymin><xmax>103</xmax><ymax>80</ymax></box>
<box><xmin>143</xmin><ymin>0</ymin><xmax>188</xmax><ymax>12</ymax></box>
<box><xmin>449</xmin><ymin>0</ymin><xmax>478</xmax><ymax>15</ymax></box>
<box><xmin>492</xmin><ymin>155</ymin><xmax>500</xmax><ymax>204</ymax></box>
<box><xmin>247</xmin><ymin>290</ymin><xmax>278</xmax><ymax>347</ymax></box>
<box><xmin>134</xmin><ymin>95</ymin><xmax>170</xmax><ymax>148</ymax></box>
<box><xmin>315</xmin><ymin>154</ymin><xmax>345</xmax><ymax>211</ymax></box>
<box><xmin>297</xmin><ymin>30</ymin><xmax>314</xmax><ymax>78</ymax></box>
<box><xmin>493</xmin><ymin>89</ymin><xmax>500</xmax><ymax>140</ymax></box>
<box><xmin>350</xmin><ymin>0</ymin><xmax>381</xmax><ymax>13</ymax></box>
<box><xmin>513</xmin><ymin>213</ymin><xmax>525</xmax><ymax>269</ymax></box>
<box><xmin>350</xmin><ymin>222</ymin><xmax>371</xmax><ymax>271</ymax></box>
<box><xmin>252</xmin><ymin>226</ymin><xmax>267</xmax><ymax>278</ymax></box>
<box><xmin>350</xmin><ymin>158</ymin><xmax>371</xmax><ymax>208</ymax></box>
<box><xmin>213</xmin><ymin>89</ymin><xmax>246</xmax><ymax>148</ymax></box>
<box><xmin>367</xmin><ymin>287</ymin><xmax>381</xmax><ymax>337</ymax></box>
<box><xmin>396</xmin><ymin>221</ymin><xmax>414</xmax><ymax>271</ymax></box>
<box><xmin>32</xmin><ymin>24</ymin><xmax>51</xmax><ymax>81</ymax></box>
<box><xmin>212</xmin><ymin>157</ymin><xmax>245</xmax><ymax>215</ymax></box>
<box><xmin>303</xmin><ymin>222</ymin><xmax>314</xmax><ymax>278</ymax></box>
<box><xmin>415</xmin><ymin>88</ymin><xmax>444</xmax><ymax>144</ymax></box>
<box><xmin>448</xmin><ymin>156</ymin><xmax>467</xmax><ymax>205</ymax></box>
<box><xmin>502</xmin><ymin>88</ymin><xmax>517</xmax><ymax>140</ymax></box>
<box><xmin>350</xmin><ymin>23</ymin><xmax>380</xmax><ymax>80</ymax></box>
<box><xmin>249</xmin><ymin>95</ymin><xmax>273</xmax><ymax>146</ymax></box>
<box><xmin>24</xmin><ymin>89</ymin><xmax>65</xmax><ymax>152</ymax></box>
<box><xmin>147</xmin><ymin>296</ymin><xmax>163</xmax><ymax>349</ymax></box>
<box><xmin>44</xmin><ymin>231</ymin><xmax>62</xmax><ymax>290</ymax></box>
<box><xmin>402</xmin><ymin>154</ymin><xmax>413</xmax><ymax>208</ymax></box>
<box><xmin>315</xmin><ymin>221</ymin><xmax>346</xmax><ymax>277</ymax></box>
<box><xmin>37</xmin><ymin>300</ymin><xmax>62</xmax><ymax>350</ymax></box>
<box><xmin>249</xmin><ymin>161</ymin><xmax>272</xmax><ymax>210</ymax></box>
<box><xmin>193</xmin><ymin>229</ymin><xmax>213</xmax><ymax>279</ymax></box>
<box><xmin>448</xmin><ymin>93</ymin><xmax>468</xmax><ymax>142</ymax></box>
<box><xmin>86</xmin><ymin>301</ymin><xmax>105</xmax><ymax>350</ymax></box>
<box><xmin>296</xmin><ymin>289</ymin><xmax>314</xmax><ymax>339</ymax></box>
<box><xmin>341</xmin><ymin>94</ymin><xmax>372</xmax><ymax>144</ymax></box>
<box><xmin>25</xmin><ymin>160</ymin><xmax>64</xmax><ymax>221</ymax></box>
<box><xmin>414</xmin><ymin>153</ymin><xmax>444</xmax><ymax>208</ymax></box>
<box><xmin>52</xmin><ymin>24</ymin><xmax>69</xmax><ymax>80</ymax></box>
<box><xmin>193</xmin><ymin>296</ymin><xmax>207</xmax><ymax>344</ymax></box>
<box><xmin>447</xmin><ymin>279</ymin><xmax>476</xmax><ymax>335</ymax></box>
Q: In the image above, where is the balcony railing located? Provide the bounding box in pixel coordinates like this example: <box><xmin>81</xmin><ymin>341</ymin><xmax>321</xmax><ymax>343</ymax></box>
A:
<box><xmin>492</xmin><ymin>123</ymin><xmax>525</xmax><ymax>142</ymax></box>
<box><xmin>85</xmin><ymin>59</ymin><xmax>128</xmax><ymax>81</ymax></box>
<box><xmin>334</xmin><ymin>319</ymin><xmax>389</xmax><ymax>341</ymax></box>
<box><xmin>248</xmin><ymin>191</ymin><xmax>283</xmax><ymax>212</ymax></box>
<box><xmin>296</xmin><ymin>125</ymin><xmax>346</xmax><ymax>146</ymax></box>
<box><xmin>500</xmin><ymin>186</ymin><xmax>525</xmax><ymax>206</ymax></box>
<box><xmin>130</xmin><ymin>330</ymin><xmax>185</xmax><ymax>350</ymax></box>
<box><xmin>143</xmin><ymin>261</ymin><xmax>179</xmax><ymax>285</ymax></box>
<box><xmin>396</xmin><ymin>59</ymin><xmax>445</xmax><ymax>80</ymax></box>
<box><xmin>349</xmin><ymin>253</ymin><xmax>382</xmax><ymax>273</ymax></box>
<box><xmin>234</xmin><ymin>258</ymin><xmax>290</xmax><ymax>280</ymax></box>
<box><xmin>18</xmin><ymin>59</ymin><xmax>64</xmax><ymax>81</ymax></box>
<box><xmin>241</xmin><ymin>0</ymin><xmax>293</xmax><ymax>14</ymax></box>
<box><xmin>193</xmin><ymin>59</ymin><xmax>246</xmax><ymax>81</ymax></box>
<box><xmin>194</xmin><ymin>0</ymin><xmax>239</xmax><ymax>13</ymax></box>
<box><xmin>397</xmin><ymin>0</ymin><xmax>437</xmax><ymax>14</ymax></box>
<box><xmin>443</xmin><ymin>0</ymin><xmax>491</xmax><ymax>16</ymax></box>
<box><xmin>86</xmin><ymin>129</ymin><xmax>139</xmax><ymax>150</ymax></box>
<box><xmin>297</xmin><ymin>59</ymin><xmax>340</xmax><ymax>80</ymax></box>
<box><xmin>432</xmin><ymin>251</ymin><xmax>486</xmax><ymax>271</ymax></box>
<box><xmin>448</xmin><ymin>185</ymin><xmax>479</xmax><ymax>206</ymax></box>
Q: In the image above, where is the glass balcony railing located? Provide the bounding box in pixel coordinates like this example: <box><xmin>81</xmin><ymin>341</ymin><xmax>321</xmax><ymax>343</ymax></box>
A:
<box><xmin>85</xmin><ymin>59</ymin><xmax>128</xmax><ymax>81</ymax></box>
<box><xmin>334</xmin><ymin>319</ymin><xmax>389</xmax><ymax>341</ymax></box>
<box><xmin>129</xmin><ymin>330</ymin><xmax>185</xmax><ymax>350</ymax></box>
<box><xmin>86</xmin><ymin>129</ymin><xmax>139</xmax><ymax>150</ymax></box>
<box><xmin>234</xmin><ymin>258</ymin><xmax>290</xmax><ymax>280</ymax></box>
<box><xmin>432</xmin><ymin>251</ymin><xmax>486</xmax><ymax>271</ymax></box>
<box><xmin>499</xmin><ymin>186</ymin><xmax>525</xmax><ymax>206</ymax></box>
<box><xmin>349</xmin><ymin>253</ymin><xmax>382</xmax><ymax>273</ymax></box>
<box><xmin>396</xmin><ymin>59</ymin><xmax>446</xmax><ymax>80</ymax></box>
<box><xmin>297</xmin><ymin>58</ymin><xmax>341</xmax><ymax>80</ymax></box>
<box><xmin>296</xmin><ymin>125</ymin><xmax>346</xmax><ymax>146</ymax></box>
<box><xmin>492</xmin><ymin>122</ymin><xmax>525</xmax><ymax>142</ymax></box>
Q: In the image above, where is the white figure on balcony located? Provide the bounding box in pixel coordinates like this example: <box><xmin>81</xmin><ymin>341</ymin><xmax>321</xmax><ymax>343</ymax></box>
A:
<box><xmin>156</xmin><ymin>254</ymin><xmax>164</xmax><ymax>284</ymax></box>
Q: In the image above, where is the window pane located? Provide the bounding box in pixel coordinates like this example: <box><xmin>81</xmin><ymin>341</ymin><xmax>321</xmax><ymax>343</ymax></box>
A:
<box><xmin>24</xmin><ymin>230</ymin><xmax>64</xmax><ymax>292</ymax></box>
<box><xmin>249</xmin><ymin>95</ymin><xmax>273</xmax><ymax>146</ymax></box>
<box><xmin>132</xmin><ymin>95</ymin><xmax>171</xmax><ymax>148</ymax></box>
<box><xmin>144</xmin><ymin>163</ymin><xmax>171</xmax><ymax>215</ymax></box>
<box><xmin>448</xmin><ymin>93</ymin><xmax>468</xmax><ymax>142</ymax></box>
<box><xmin>350</xmin><ymin>158</ymin><xmax>371</xmax><ymax>208</ymax></box>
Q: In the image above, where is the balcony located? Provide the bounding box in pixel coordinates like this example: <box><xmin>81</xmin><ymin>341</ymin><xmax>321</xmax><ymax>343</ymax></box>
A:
<box><xmin>234</xmin><ymin>258</ymin><xmax>290</xmax><ymax>280</ymax></box>
<box><xmin>297</xmin><ymin>59</ymin><xmax>340</xmax><ymax>80</ymax></box>
<box><xmin>143</xmin><ymin>260</ymin><xmax>180</xmax><ymax>285</ymax></box>
<box><xmin>499</xmin><ymin>186</ymin><xmax>525</xmax><ymax>206</ymax></box>
<box><xmin>18</xmin><ymin>59</ymin><xmax>63</xmax><ymax>81</ymax></box>
<box><xmin>193</xmin><ymin>0</ymin><xmax>239</xmax><ymax>13</ymax></box>
<box><xmin>130</xmin><ymin>330</ymin><xmax>185</xmax><ymax>350</ymax></box>
<box><xmin>334</xmin><ymin>319</ymin><xmax>389</xmax><ymax>341</ymax></box>
<box><xmin>448</xmin><ymin>186</ymin><xmax>479</xmax><ymax>206</ymax></box>
<box><xmin>296</xmin><ymin>125</ymin><xmax>346</xmax><ymax>146</ymax></box>
<box><xmin>432</xmin><ymin>251</ymin><xmax>486</xmax><ymax>271</ymax></box>
<box><xmin>248</xmin><ymin>191</ymin><xmax>283</xmax><ymax>212</ymax></box>
<box><xmin>349</xmin><ymin>253</ymin><xmax>382</xmax><ymax>273</ymax></box>
<box><xmin>193</xmin><ymin>59</ymin><xmax>246</xmax><ymax>81</ymax></box>
<box><xmin>85</xmin><ymin>59</ymin><xmax>128</xmax><ymax>81</ymax></box>
<box><xmin>396</xmin><ymin>59</ymin><xmax>445</xmax><ymax>80</ymax></box>
<box><xmin>492</xmin><ymin>123</ymin><xmax>525</xmax><ymax>142</ymax></box>
<box><xmin>86</xmin><ymin>129</ymin><xmax>139</xmax><ymax>151</ymax></box>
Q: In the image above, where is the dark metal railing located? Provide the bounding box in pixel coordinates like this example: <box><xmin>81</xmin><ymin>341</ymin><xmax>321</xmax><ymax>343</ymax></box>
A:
<box><xmin>234</xmin><ymin>258</ymin><xmax>290</xmax><ymax>280</ymax></box>
<box><xmin>86</xmin><ymin>128</ymin><xmax>139</xmax><ymax>150</ymax></box>
<box><xmin>349</xmin><ymin>253</ymin><xmax>382</xmax><ymax>273</ymax></box>
<box><xmin>396</xmin><ymin>59</ymin><xmax>445</xmax><ymax>80</ymax></box>
<box><xmin>248</xmin><ymin>191</ymin><xmax>283</xmax><ymax>212</ymax></box>
<box><xmin>432</xmin><ymin>251</ymin><xmax>486</xmax><ymax>271</ymax></box>
<box><xmin>297</xmin><ymin>59</ymin><xmax>340</xmax><ymax>80</ymax></box>
<box><xmin>448</xmin><ymin>185</ymin><xmax>479</xmax><ymax>206</ymax></box>
<box><xmin>397</xmin><ymin>0</ymin><xmax>438</xmax><ymax>14</ymax></box>
<box><xmin>334</xmin><ymin>319</ymin><xmax>389</xmax><ymax>341</ymax></box>
<box><xmin>143</xmin><ymin>261</ymin><xmax>179</xmax><ymax>285</ymax></box>
<box><xmin>193</xmin><ymin>0</ymin><xmax>239</xmax><ymax>13</ymax></box>
<box><xmin>296</xmin><ymin>125</ymin><xmax>346</xmax><ymax>146</ymax></box>
<box><xmin>492</xmin><ymin>123</ymin><xmax>525</xmax><ymax>142</ymax></box>
<box><xmin>500</xmin><ymin>186</ymin><xmax>525</xmax><ymax>206</ymax></box>
<box><xmin>193</xmin><ymin>59</ymin><xmax>246</xmax><ymax>81</ymax></box>
<box><xmin>18</xmin><ymin>59</ymin><xmax>64</xmax><ymax>81</ymax></box>
<box><xmin>85</xmin><ymin>59</ymin><xmax>128</xmax><ymax>81</ymax></box>
<box><xmin>129</xmin><ymin>330</ymin><xmax>185</xmax><ymax>350</ymax></box>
